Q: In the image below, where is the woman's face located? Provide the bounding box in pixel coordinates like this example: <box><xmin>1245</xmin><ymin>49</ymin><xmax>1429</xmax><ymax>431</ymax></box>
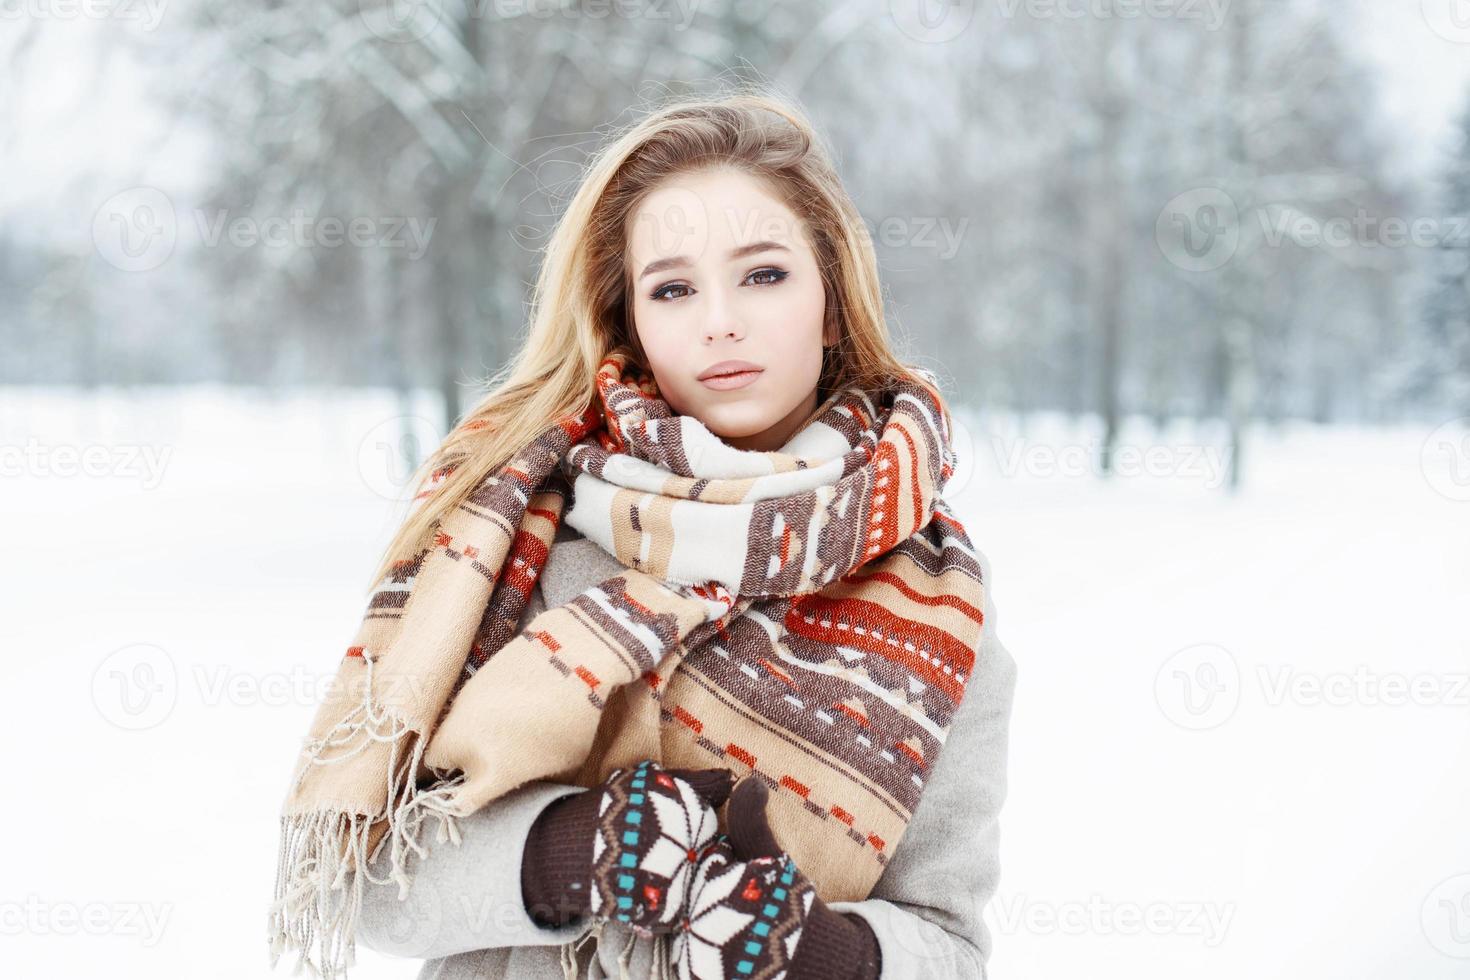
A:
<box><xmin>626</xmin><ymin>166</ymin><xmax>838</xmax><ymax>452</ymax></box>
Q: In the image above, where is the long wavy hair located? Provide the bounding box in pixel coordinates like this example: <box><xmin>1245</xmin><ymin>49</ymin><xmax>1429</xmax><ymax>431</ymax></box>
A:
<box><xmin>366</xmin><ymin>85</ymin><xmax>943</xmax><ymax>589</ymax></box>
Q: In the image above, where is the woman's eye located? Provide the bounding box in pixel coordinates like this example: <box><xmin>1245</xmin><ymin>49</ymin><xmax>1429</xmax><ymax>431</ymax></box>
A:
<box><xmin>747</xmin><ymin>267</ymin><xmax>788</xmax><ymax>287</ymax></box>
<box><xmin>650</xmin><ymin>282</ymin><xmax>691</xmax><ymax>301</ymax></box>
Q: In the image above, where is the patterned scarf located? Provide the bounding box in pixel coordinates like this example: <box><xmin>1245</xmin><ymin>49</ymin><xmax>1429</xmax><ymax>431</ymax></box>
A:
<box><xmin>268</xmin><ymin>350</ymin><xmax>986</xmax><ymax>979</ymax></box>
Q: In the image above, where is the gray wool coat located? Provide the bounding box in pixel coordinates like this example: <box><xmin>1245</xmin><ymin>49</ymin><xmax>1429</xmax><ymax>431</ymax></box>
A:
<box><xmin>350</xmin><ymin>520</ymin><xmax>1018</xmax><ymax>979</ymax></box>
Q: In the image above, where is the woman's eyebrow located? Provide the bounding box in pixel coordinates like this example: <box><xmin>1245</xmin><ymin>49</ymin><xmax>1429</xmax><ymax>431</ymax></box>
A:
<box><xmin>637</xmin><ymin>241</ymin><xmax>790</xmax><ymax>281</ymax></box>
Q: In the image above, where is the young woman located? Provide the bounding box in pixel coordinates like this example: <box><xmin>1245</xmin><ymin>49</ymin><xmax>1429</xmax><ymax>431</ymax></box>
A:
<box><xmin>269</xmin><ymin>90</ymin><xmax>1017</xmax><ymax>980</ymax></box>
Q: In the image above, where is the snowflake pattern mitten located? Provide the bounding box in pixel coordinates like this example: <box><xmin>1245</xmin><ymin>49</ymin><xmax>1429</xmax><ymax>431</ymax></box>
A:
<box><xmin>521</xmin><ymin>760</ymin><xmax>734</xmax><ymax>933</ymax></box>
<box><xmin>589</xmin><ymin>760</ymin><xmax>734</xmax><ymax>933</ymax></box>
<box><xmin>671</xmin><ymin>776</ymin><xmax>883</xmax><ymax>980</ymax></box>
<box><xmin>673</xmin><ymin>842</ymin><xmax>816</xmax><ymax>979</ymax></box>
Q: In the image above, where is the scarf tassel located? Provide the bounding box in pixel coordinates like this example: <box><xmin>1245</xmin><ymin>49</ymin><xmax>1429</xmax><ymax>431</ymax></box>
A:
<box><xmin>267</xmin><ymin>653</ymin><xmax>465</xmax><ymax>979</ymax></box>
<box><xmin>556</xmin><ymin>921</ymin><xmax>679</xmax><ymax>980</ymax></box>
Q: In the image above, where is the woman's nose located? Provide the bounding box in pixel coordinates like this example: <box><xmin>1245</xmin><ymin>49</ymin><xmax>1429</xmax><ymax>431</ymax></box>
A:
<box><xmin>703</xmin><ymin>299</ymin><xmax>746</xmax><ymax>343</ymax></box>
<box><xmin>704</xmin><ymin>321</ymin><xmax>745</xmax><ymax>343</ymax></box>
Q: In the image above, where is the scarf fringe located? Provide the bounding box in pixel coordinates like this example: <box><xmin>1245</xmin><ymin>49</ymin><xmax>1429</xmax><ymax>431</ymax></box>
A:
<box><xmin>267</xmin><ymin>652</ymin><xmax>464</xmax><ymax>979</ymax></box>
<box><xmin>555</xmin><ymin>920</ymin><xmax>678</xmax><ymax>980</ymax></box>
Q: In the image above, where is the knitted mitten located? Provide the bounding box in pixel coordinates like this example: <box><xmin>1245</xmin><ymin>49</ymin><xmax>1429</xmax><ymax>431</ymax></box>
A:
<box><xmin>521</xmin><ymin>760</ymin><xmax>735</xmax><ymax>933</ymax></box>
<box><xmin>672</xmin><ymin>777</ymin><xmax>882</xmax><ymax>980</ymax></box>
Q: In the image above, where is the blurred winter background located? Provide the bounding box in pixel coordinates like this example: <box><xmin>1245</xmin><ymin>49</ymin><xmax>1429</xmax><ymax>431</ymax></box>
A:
<box><xmin>4</xmin><ymin>0</ymin><xmax>1470</xmax><ymax>977</ymax></box>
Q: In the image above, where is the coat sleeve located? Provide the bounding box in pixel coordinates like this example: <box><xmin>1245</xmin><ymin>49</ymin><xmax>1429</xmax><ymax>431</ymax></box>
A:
<box><xmin>350</xmin><ymin>777</ymin><xmax>596</xmax><ymax>960</ymax></box>
<box><xmin>827</xmin><ymin>547</ymin><xmax>1019</xmax><ymax>979</ymax></box>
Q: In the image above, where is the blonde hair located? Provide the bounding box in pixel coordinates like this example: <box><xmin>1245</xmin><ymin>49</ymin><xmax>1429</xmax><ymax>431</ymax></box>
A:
<box><xmin>366</xmin><ymin>84</ymin><xmax>941</xmax><ymax>589</ymax></box>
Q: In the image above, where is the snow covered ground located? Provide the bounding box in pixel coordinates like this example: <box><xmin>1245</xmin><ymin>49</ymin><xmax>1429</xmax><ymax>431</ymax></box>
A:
<box><xmin>2</xmin><ymin>386</ymin><xmax>1467</xmax><ymax>979</ymax></box>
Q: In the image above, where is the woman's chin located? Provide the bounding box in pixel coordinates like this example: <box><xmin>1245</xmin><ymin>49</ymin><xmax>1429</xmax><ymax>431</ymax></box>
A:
<box><xmin>694</xmin><ymin>405</ymin><xmax>772</xmax><ymax>439</ymax></box>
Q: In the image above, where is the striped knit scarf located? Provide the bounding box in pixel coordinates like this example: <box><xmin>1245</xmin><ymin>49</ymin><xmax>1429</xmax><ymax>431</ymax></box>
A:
<box><xmin>268</xmin><ymin>350</ymin><xmax>986</xmax><ymax>979</ymax></box>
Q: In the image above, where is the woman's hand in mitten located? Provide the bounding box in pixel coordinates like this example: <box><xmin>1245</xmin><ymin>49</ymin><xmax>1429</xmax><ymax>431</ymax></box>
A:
<box><xmin>521</xmin><ymin>760</ymin><xmax>734</xmax><ymax>934</ymax></box>
<box><xmin>673</xmin><ymin>777</ymin><xmax>882</xmax><ymax>980</ymax></box>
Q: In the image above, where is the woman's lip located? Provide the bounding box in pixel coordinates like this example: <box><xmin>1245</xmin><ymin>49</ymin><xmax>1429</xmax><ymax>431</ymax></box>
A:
<box><xmin>699</xmin><ymin>369</ymin><xmax>763</xmax><ymax>391</ymax></box>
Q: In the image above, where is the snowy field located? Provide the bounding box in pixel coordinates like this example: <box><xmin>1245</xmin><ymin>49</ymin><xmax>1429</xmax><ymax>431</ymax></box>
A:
<box><xmin>2</xmin><ymin>385</ymin><xmax>1467</xmax><ymax>980</ymax></box>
